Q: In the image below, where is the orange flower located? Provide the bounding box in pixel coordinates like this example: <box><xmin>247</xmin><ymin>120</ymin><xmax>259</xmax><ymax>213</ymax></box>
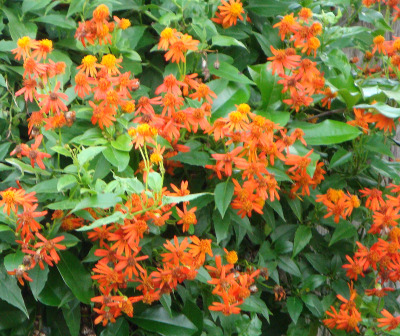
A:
<box><xmin>101</xmin><ymin>54</ymin><xmax>122</xmax><ymax>75</ymax></box>
<box><xmin>31</xmin><ymin>39</ymin><xmax>53</xmax><ymax>60</ymax></box>
<box><xmin>164</xmin><ymin>34</ymin><xmax>199</xmax><ymax>64</ymax></box>
<box><xmin>34</xmin><ymin>232</ymin><xmax>66</xmax><ymax>265</ymax></box>
<box><xmin>347</xmin><ymin>108</ymin><xmax>370</xmax><ymax>133</ymax></box>
<box><xmin>176</xmin><ymin>204</ymin><xmax>197</xmax><ymax>232</ymax></box>
<box><xmin>16</xmin><ymin>204</ymin><xmax>47</xmax><ymax>239</ymax></box>
<box><xmin>189</xmin><ymin>83</ymin><xmax>217</xmax><ymax>104</ymax></box>
<box><xmin>365</xmin><ymin>112</ymin><xmax>395</xmax><ymax>133</ymax></box>
<box><xmin>37</xmin><ymin>81</ymin><xmax>68</xmax><ymax>114</ymax></box>
<box><xmin>377</xmin><ymin>309</ymin><xmax>400</xmax><ymax>331</ymax></box>
<box><xmin>209</xmin><ymin>292</ymin><xmax>241</xmax><ymax>315</ymax></box>
<box><xmin>0</xmin><ymin>187</ymin><xmax>37</xmax><ymax>215</ymax></box>
<box><xmin>158</xmin><ymin>27</ymin><xmax>180</xmax><ymax>50</ymax></box>
<box><xmin>212</xmin><ymin>0</ymin><xmax>245</xmax><ymax>28</ymax></box>
<box><xmin>8</xmin><ymin>266</ymin><xmax>33</xmax><ymax>286</ymax></box>
<box><xmin>342</xmin><ymin>255</ymin><xmax>365</xmax><ymax>281</ymax></box>
<box><xmin>15</xmin><ymin>78</ymin><xmax>37</xmax><ymax>102</ymax></box>
<box><xmin>78</xmin><ymin>55</ymin><xmax>100</xmax><ymax>77</ymax></box>
<box><xmin>268</xmin><ymin>46</ymin><xmax>301</xmax><ymax>75</ymax></box>
<box><xmin>188</xmin><ymin>236</ymin><xmax>213</xmax><ymax>265</ymax></box>
<box><xmin>113</xmin><ymin>16</ymin><xmax>131</xmax><ymax>30</ymax></box>
<box><xmin>11</xmin><ymin>36</ymin><xmax>38</xmax><ymax>61</ymax></box>
<box><xmin>89</xmin><ymin>101</ymin><xmax>116</xmax><ymax>130</ymax></box>
<box><xmin>359</xmin><ymin>187</ymin><xmax>385</xmax><ymax>211</ymax></box>
<box><xmin>273</xmin><ymin>13</ymin><xmax>300</xmax><ymax>40</ymax></box>
<box><xmin>372</xmin><ymin>35</ymin><xmax>386</xmax><ymax>54</ymax></box>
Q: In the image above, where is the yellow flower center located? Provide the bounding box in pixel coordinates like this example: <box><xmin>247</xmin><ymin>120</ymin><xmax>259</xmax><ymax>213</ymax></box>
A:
<box><xmin>226</xmin><ymin>250</ymin><xmax>238</xmax><ymax>264</ymax></box>
<box><xmin>93</xmin><ymin>4</ymin><xmax>110</xmax><ymax>21</ymax></box>
<box><xmin>122</xmin><ymin>101</ymin><xmax>135</xmax><ymax>113</ymax></box>
<box><xmin>82</xmin><ymin>55</ymin><xmax>97</xmax><ymax>67</ymax></box>
<box><xmin>39</xmin><ymin>39</ymin><xmax>53</xmax><ymax>52</ymax></box>
<box><xmin>281</xmin><ymin>14</ymin><xmax>295</xmax><ymax>25</ymax></box>
<box><xmin>229</xmin><ymin>111</ymin><xmax>243</xmax><ymax>123</ymax></box>
<box><xmin>183</xmin><ymin>212</ymin><xmax>196</xmax><ymax>226</ymax></box>
<box><xmin>373</xmin><ymin>35</ymin><xmax>385</xmax><ymax>45</ymax></box>
<box><xmin>237</xmin><ymin>103</ymin><xmax>250</xmax><ymax>115</ymax></box>
<box><xmin>101</xmin><ymin>54</ymin><xmax>116</xmax><ymax>69</ymax></box>
<box><xmin>17</xmin><ymin>36</ymin><xmax>31</xmax><ymax>48</ymax></box>
<box><xmin>161</xmin><ymin>27</ymin><xmax>173</xmax><ymax>39</ymax></box>
<box><xmin>2</xmin><ymin>190</ymin><xmax>16</xmax><ymax>204</ymax></box>
<box><xmin>229</xmin><ymin>3</ymin><xmax>243</xmax><ymax>17</ymax></box>
<box><xmin>119</xmin><ymin>18</ymin><xmax>131</xmax><ymax>30</ymax></box>
<box><xmin>309</xmin><ymin>37</ymin><xmax>320</xmax><ymax>50</ymax></box>
<box><xmin>150</xmin><ymin>152</ymin><xmax>163</xmax><ymax>164</ymax></box>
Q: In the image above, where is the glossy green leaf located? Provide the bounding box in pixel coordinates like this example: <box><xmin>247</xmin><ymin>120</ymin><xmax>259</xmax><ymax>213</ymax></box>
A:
<box><xmin>163</xmin><ymin>193</ymin><xmax>212</xmax><ymax>205</ymax></box>
<box><xmin>39</xmin><ymin>268</ymin><xmax>74</xmax><ymax>307</ymax></box>
<box><xmin>100</xmin><ymin>317</ymin><xmax>129</xmax><ymax>336</ymax></box>
<box><xmin>34</xmin><ymin>15</ymin><xmax>76</xmax><ymax>29</ymax></box>
<box><xmin>214</xmin><ymin>180</ymin><xmax>234</xmax><ymax>219</ymax></box>
<box><xmin>291</xmin><ymin>120</ymin><xmax>361</xmax><ymax>145</ymax></box>
<box><xmin>62</xmin><ymin>299</ymin><xmax>81</xmax><ymax>336</ymax></box>
<box><xmin>292</xmin><ymin>226</ymin><xmax>311</xmax><ymax>258</ymax></box>
<box><xmin>209</xmin><ymin>62</ymin><xmax>254</xmax><ymax>85</ymax></box>
<box><xmin>355</xmin><ymin>102</ymin><xmax>400</xmax><ymax>118</ymax></box>
<box><xmin>240</xmin><ymin>296</ymin><xmax>271</xmax><ymax>322</ymax></box>
<box><xmin>111</xmin><ymin>134</ymin><xmax>133</xmax><ymax>152</ymax></box>
<box><xmin>212</xmin><ymin>35</ymin><xmax>246</xmax><ymax>49</ymax></box>
<box><xmin>170</xmin><ymin>151</ymin><xmax>213</xmax><ymax>166</ymax></box>
<box><xmin>77</xmin><ymin>211</ymin><xmax>125</xmax><ymax>232</ymax></box>
<box><xmin>248</xmin><ymin>64</ymin><xmax>282</xmax><ymax>109</ymax></box>
<box><xmin>77</xmin><ymin>146</ymin><xmax>106</xmax><ymax>166</ymax></box>
<box><xmin>71</xmin><ymin>193</ymin><xmax>121</xmax><ymax>213</ymax></box>
<box><xmin>247</xmin><ymin>0</ymin><xmax>292</xmax><ymax>16</ymax></box>
<box><xmin>278</xmin><ymin>256</ymin><xmax>301</xmax><ymax>278</ymax></box>
<box><xmin>57</xmin><ymin>175</ymin><xmax>78</xmax><ymax>192</ymax></box>
<box><xmin>29</xmin><ymin>264</ymin><xmax>49</xmax><ymax>300</ymax></box>
<box><xmin>287</xmin><ymin>297</ymin><xmax>303</xmax><ymax>324</ymax></box>
<box><xmin>148</xmin><ymin>172</ymin><xmax>163</xmax><ymax>192</ymax></box>
<box><xmin>329</xmin><ymin>221</ymin><xmax>357</xmax><ymax>246</ymax></box>
<box><xmin>131</xmin><ymin>306</ymin><xmax>198</xmax><ymax>336</ymax></box>
<box><xmin>56</xmin><ymin>251</ymin><xmax>94</xmax><ymax>304</ymax></box>
<box><xmin>103</xmin><ymin>146</ymin><xmax>130</xmax><ymax>172</ymax></box>
<box><xmin>0</xmin><ymin>260</ymin><xmax>29</xmax><ymax>317</ymax></box>
<box><xmin>213</xmin><ymin>210</ymin><xmax>231</xmax><ymax>244</ymax></box>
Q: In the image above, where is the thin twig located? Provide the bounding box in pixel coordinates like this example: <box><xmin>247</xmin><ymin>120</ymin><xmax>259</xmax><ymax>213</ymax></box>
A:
<box><xmin>303</xmin><ymin>108</ymin><xmax>346</xmax><ymax>121</ymax></box>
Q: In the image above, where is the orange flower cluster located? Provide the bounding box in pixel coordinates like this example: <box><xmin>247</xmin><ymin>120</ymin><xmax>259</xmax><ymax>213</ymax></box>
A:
<box><xmin>11</xmin><ymin>36</ymin><xmax>76</xmax><ymax>137</ymax></box>
<box><xmin>207</xmin><ymin>254</ymin><xmax>260</xmax><ymax>315</ymax></box>
<box><xmin>316</xmin><ymin>188</ymin><xmax>360</xmax><ymax>223</ymax></box>
<box><xmin>0</xmin><ymin>184</ymin><xmax>66</xmax><ymax>285</ymax></box>
<box><xmin>324</xmin><ymin>283</ymin><xmax>362</xmax><ymax>333</ymax></box>
<box><xmin>362</xmin><ymin>0</ymin><xmax>400</xmax><ymax>22</ymax></box>
<box><xmin>348</xmin><ymin>107</ymin><xmax>395</xmax><ymax>134</ymax></box>
<box><xmin>75</xmin><ymin>4</ymin><xmax>131</xmax><ymax>47</ymax></box>
<box><xmin>158</xmin><ymin>27</ymin><xmax>199</xmax><ymax>63</ymax></box>
<box><xmin>324</xmin><ymin>183</ymin><xmax>400</xmax><ymax>333</ymax></box>
<box><xmin>206</xmin><ymin>105</ymin><xmax>325</xmax><ymax>218</ymax></box>
<box><xmin>212</xmin><ymin>0</ymin><xmax>246</xmax><ymax>28</ymax></box>
<box><xmin>268</xmin><ymin>10</ymin><xmax>334</xmax><ymax>113</ymax></box>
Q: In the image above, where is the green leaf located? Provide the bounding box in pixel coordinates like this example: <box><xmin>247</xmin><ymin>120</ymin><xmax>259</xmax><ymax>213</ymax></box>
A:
<box><xmin>278</xmin><ymin>256</ymin><xmax>301</xmax><ymax>278</ymax></box>
<box><xmin>29</xmin><ymin>265</ymin><xmax>49</xmax><ymax>300</ymax></box>
<box><xmin>38</xmin><ymin>268</ymin><xmax>74</xmax><ymax>307</ymax></box>
<box><xmin>212</xmin><ymin>35</ymin><xmax>247</xmax><ymax>49</ymax></box>
<box><xmin>0</xmin><ymin>224</ymin><xmax>12</xmax><ymax>233</ymax></box>
<box><xmin>103</xmin><ymin>146</ymin><xmax>130</xmax><ymax>172</ymax></box>
<box><xmin>76</xmin><ymin>211</ymin><xmax>125</xmax><ymax>232</ymax></box>
<box><xmin>160</xmin><ymin>294</ymin><xmax>172</xmax><ymax>317</ymax></box>
<box><xmin>329</xmin><ymin>148</ymin><xmax>352</xmax><ymax>169</ymax></box>
<box><xmin>291</xmin><ymin>120</ymin><xmax>361</xmax><ymax>145</ymax></box>
<box><xmin>163</xmin><ymin>193</ymin><xmax>212</xmax><ymax>205</ymax></box>
<box><xmin>100</xmin><ymin>317</ymin><xmax>129</xmax><ymax>336</ymax></box>
<box><xmin>329</xmin><ymin>221</ymin><xmax>357</xmax><ymax>246</ymax></box>
<box><xmin>240</xmin><ymin>296</ymin><xmax>271</xmax><ymax>322</ymax></box>
<box><xmin>213</xmin><ymin>210</ymin><xmax>231</xmax><ymax>244</ymax></box>
<box><xmin>2</xmin><ymin>7</ymin><xmax>38</xmax><ymax>40</ymax></box>
<box><xmin>62</xmin><ymin>299</ymin><xmax>81</xmax><ymax>336</ymax></box>
<box><xmin>256</xmin><ymin>111</ymin><xmax>290</xmax><ymax>126</ymax></box>
<box><xmin>214</xmin><ymin>181</ymin><xmax>234</xmax><ymax>219</ymax></box>
<box><xmin>209</xmin><ymin>62</ymin><xmax>254</xmax><ymax>85</ymax></box>
<box><xmin>27</xmin><ymin>178</ymin><xmax>58</xmax><ymax>193</ymax></box>
<box><xmin>301</xmin><ymin>294</ymin><xmax>323</xmax><ymax>318</ymax></box>
<box><xmin>292</xmin><ymin>226</ymin><xmax>312</xmax><ymax>258</ymax></box>
<box><xmin>131</xmin><ymin>306</ymin><xmax>198</xmax><ymax>336</ymax></box>
<box><xmin>359</xmin><ymin>7</ymin><xmax>392</xmax><ymax>31</ymax></box>
<box><xmin>209</xmin><ymin>80</ymin><xmax>251</xmax><ymax>120</ymax></box>
<box><xmin>4</xmin><ymin>251</ymin><xmax>24</xmax><ymax>272</ymax></box>
<box><xmin>51</xmin><ymin>145</ymin><xmax>72</xmax><ymax>157</ymax></box>
<box><xmin>5</xmin><ymin>158</ymin><xmax>51</xmax><ymax>177</ymax></box>
<box><xmin>148</xmin><ymin>172</ymin><xmax>163</xmax><ymax>192</ymax></box>
<box><xmin>47</xmin><ymin>199</ymin><xmax>79</xmax><ymax>210</ymax></box>
<box><xmin>287</xmin><ymin>297</ymin><xmax>303</xmax><ymax>324</ymax></box>
<box><xmin>0</xmin><ymin>260</ymin><xmax>29</xmax><ymax>317</ymax></box>
<box><xmin>22</xmin><ymin>0</ymin><xmax>51</xmax><ymax>13</ymax></box>
<box><xmin>248</xmin><ymin>64</ymin><xmax>282</xmax><ymax>109</ymax></box>
<box><xmin>77</xmin><ymin>146</ymin><xmax>106</xmax><ymax>166</ymax></box>
<box><xmin>286</xmin><ymin>196</ymin><xmax>302</xmax><ymax>221</ymax></box>
<box><xmin>57</xmin><ymin>175</ymin><xmax>78</xmax><ymax>192</ymax></box>
<box><xmin>247</xmin><ymin>0</ymin><xmax>292</xmax><ymax>16</ymax></box>
<box><xmin>111</xmin><ymin>134</ymin><xmax>133</xmax><ymax>152</ymax></box>
<box><xmin>56</xmin><ymin>251</ymin><xmax>94</xmax><ymax>304</ymax></box>
<box><xmin>170</xmin><ymin>151</ymin><xmax>213</xmax><ymax>166</ymax></box>
<box><xmin>71</xmin><ymin>193</ymin><xmax>122</xmax><ymax>213</ymax></box>
<box><xmin>67</xmin><ymin>0</ymin><xmax>86</xmax><ymax>18</ymax></box>
<box><xmin>33</xmin><ymin>15</ymin><xmax>76</xmax><ymax>29</ymax></box>
<box><xmin>355</xmin><ymin>102</ymin><xmax>400</xmax><ymax>118</ymax></box>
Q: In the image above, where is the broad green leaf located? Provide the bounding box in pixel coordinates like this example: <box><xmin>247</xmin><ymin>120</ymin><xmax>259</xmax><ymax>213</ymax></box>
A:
<box><xmin>0</xmin><ymin>224</ymin><xmax>12</xmax><ymax>232</ymax></box>
<box><xmin>287</xmin><ymin>297</ymin><xmax>303</xmax><ymax>324</ymax></box>
<box><xmin>34</xmin><ymin>15</ymin><xmax>76</xmax><ymax>29</ymax></box>
<box><xmin>71</xmin><ymin>193</ymin><xmax>122</xmax><ymax>213</ymax></box>
<box><xmin>163</xmin><ymin>193</ymin><xmax>212</xmax><ymax>205</ymax></box>
<box><xmin>278</xmin><ymin>256</ymin><xmax>301</xmax><ymax>278</ymax></box>
<box><xmin>77</xmin><ymin>146</ymin><xmax>106</xmax><ymax>166</ymax></box>
<box><xmin>212</xmin><ymin>35</ymin><xmax>247</xmax><ymax>49</ymax></box>
<box><xmin>100</xmin><ymin>317</ymin><xmax>129</xmax><ymax>336</ymax></box>
<box><xmin>301</xmin><ymin>294</ymin><xmax>324</xmax><ymax>318</ymax></box>
<box><xmin>47</xmin><ymin>199</ymin><xmax>79</xmax><ymax>210</ymax></box>
<box><xmin>291</xmin><ymin>120</ymin><xmax>361</xmax><ymax>145</ymax></box>
<box><xmin>148</xmin><ymin>172</ymin><xmax>163</xmax><ymax>192</ymax></box>
<box><xmin>103</xmin><ymin>146</ymin><xmax>130</xmax><ymax>172</ymax></box>
<box><xmin>76</xmin><ymin>211</ymin><xmax>126</xmax><ymax>232</ymax></box>
<box><xmin>286</xmin><ymin>196</ymin><xmax>302</xmax><ymax>221</ymax></box>
<box><xmin>329</xmin><ymin>221</ymin><xmax>357</xmax><ymax>246</ymax></box>
<box><xmin>160</xmin><ymin>294</ymin><xmax>172</xmax><ymax>317</ymax></box>
<box><xmin>214</xmin><ymin>181</ymin><xmax>234</xmax><ymax>219</ymax></box>
<box><xmin>305</xmin><ymin>253</ymin><xmax>330</xmax><ymax>275</ymax></box>
<box><xmin>170</xmin><ymin>151</ymin><xmax>213</xmax><ymax>166</ymax></box>
<box><xmin>111</xmin><ymin>134</ymin><xmax>133</xmax><ymax>152</ymax></box>
<box><xmin>329</xmin><ymin>148</ymin><xmax>352</xmax><ymax>169</ymax></box>
<box><xmin>51</xmin><ymin>145</ymin><xmax>72</xmax><ymax>157</ymax></box>
<box><xmin>247</xmin><ymin>0</ymin><xmax>292</xmax><ymax>16</ymax></box>
<box><xmin>359</xmin><ymin>7</ymin><xmax>392</xmax><ymax>31</ymax></box>
<box><xmin>57</xmin><ymin>175</ymin><xmax>78</xmax><ymax>192</ymax></box>
<box><xmin>27</xmin><ymin>178</ymin><xmax>59</xmax><ymax>194</ymax></box>
<box><xmin>355</xmin><ymin>102</ymin><xmax>400</xmax><ymax>118</ymax></box>
<box><xmin>292</xmin><ymin>226</ymin><xmax>312</xmax><ymax>257</ymax></box>
<box><xmin>22</xmin><ymin>0</ymin><xmax>51</xmax><ymax>13</ymax></box>
<box><xmin>62</xmin><ymin>299</ymin><xmax>81</xmax><ymax>336</ymax></box>
<box><xmin>67</xmin><ymin>0</ymin><xmax>86</xmax><ymax>17</ymax></box>
<box><xmin>213</xmin><ymin>210</ymin><xmax>231</xmax><ymax>244</ymax></box>
<box><xmin>240</xmin><ymin>296</ymin><xmax>271</xmax><ymax>322</ymax></box>
<box><xmin>209</xmin><ymin>80</ymin><xmax>251</xmax><ymax>120</ymax></box>
<box><xmin>4</xmin><ymin>251</ymin><xmax>24</xmax><ymax>272</ymax></box>
<box><xmin>0</xmin><ymin>261</ymin><xmax>29</xmax><ymax>317</ymax></box>
<box><xmin>38</xmin><ymin>268</ymin><xmax>74</xmax><ymax>307</ymax></box>
<box><xmin>29</xmin><ymin>265</ymin><xmax>49</xmax><ymax>300</ymax></box>
<box><xmin>56</xmin><ymin>251</ymin><xmax>94</xmax><ymax>304</ymax></box>
<box><xmin>6</xmin><ymin>158</ymin><xmax>51</xmax><ymax>176</ymax></box>
<box><xmin>248</xmin><ymin>64</ymin><xmax>282</xmax><ymax>109</ymax></box>
<box><xmin>209</xmin><ymin>62</ymin><xmax>254</xmax><ymax>85</ymax></box>
<box><xmin>256</xmin><ymin>111</ymin><xmax>290</xmax><ymax>126</ymax></box>
<box><xmin>131</xmin><ymin>306</ymin><xmax>198</xmax><ymax>336</ymax></box>
<box><xmin>2</xmin><ymin>7</ymin><xmax>38</xmax><ymax>40</ymax></box>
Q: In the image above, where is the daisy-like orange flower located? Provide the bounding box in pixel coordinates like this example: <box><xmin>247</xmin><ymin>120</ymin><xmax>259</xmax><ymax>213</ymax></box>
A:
<box><xmin>78</xmin><ymin>55</ymin><xmax>100</xmax><ymax>77</ymax></box>
<box><xmin>15</xmin><ymin>78</ymin><xmax>37</xmax><ymax>102</ymax></box>
<box><xmin>89</xmin><ymin>101</ymin><xmax>117</xmax><ymax>130</ymax></box>
<box><xmin>267</xmin><ymin>46</ymin><xmax>301</xmax><ymax>75</ymax></box>
<box><xmin>8</xmin><ymin>266</ymin><xmax>33</xmax><ymax>286</ymax></box>
<box><xmin>377</xmin><ymin>309</ymin><xmax>400</xmax><ymax>331</ymax></box>
<box><xmin>101</xmin><ymin>54</ymin><xmax>122</xmax><ymax>75</ymax></box>
<box><xmin>164</xmin><ymin>34</ymin><xmax>199</xmax><ymax>64</ymax></box>
<box><xmin>176</xmin><ymin>204</ymin><xmax>197</xmax><ymax>232</ymax></box>
<box><xmin>16</xmin><ymin>204</ymin><xmax>47</xmax><ymax>238</ymax></box>
<box><xmin>188</xmin><ymin>235</ymin><xmax>213</xmax><ymax>265</ymax></box>
<box><xmin>11</xmin><ymin>36</ymin><xmax>38</xmax><ymax>61</ymax></box>
<box><xmin>19</xmin><ymin>134</ymin><xmax>52</xmax><ymax>170</ymax></box>
<box><xmin>189</xmin><ymin>83</ymin><xmax>217</xmax><ymax>104</ymax></box>
<box><xmin>273</xmin><ymin>13</ymin><xmax>300</xmax><ymax>40</ymax></box>
<box><xmin>113</xmin><ymin>16</ymin><xmax>131</xmax><ymax>30</ymax></box>
<box><xmin>34</xmin><ymin>232</ymin><xmax>66</xmax><ymax>265</ymax></box>
<box><xmin>31</xmin><ymin>39</ymin><xmax>53</xmax><ymax>61</ymax></box>
<box><xmin>158</xmin><ymin>27</ymin><xmax>180</xmax><ymax>50</ymax></box>
<box><xmin>212</xmin><ymin>0</ymin><xmax>245</xmax><ymax>28</ymax></box>
<box><xmin>372</xmin><ymin>35</ymin><xmax>386</xmax><ymax>54</ymax></box>
<box><xmin>37</xmin><ymin>81</ymin><xmax>68</xmax><ymax>114</ymax></box>
<box><xmin>209</xmin><ymin>292</ymin><xmax>241</xmax><ymax>315</ymax></box>
<box><xmin>0</xmin><ymin>187</ymin><xmax>37</xmax><ymax>215</ymax></box>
